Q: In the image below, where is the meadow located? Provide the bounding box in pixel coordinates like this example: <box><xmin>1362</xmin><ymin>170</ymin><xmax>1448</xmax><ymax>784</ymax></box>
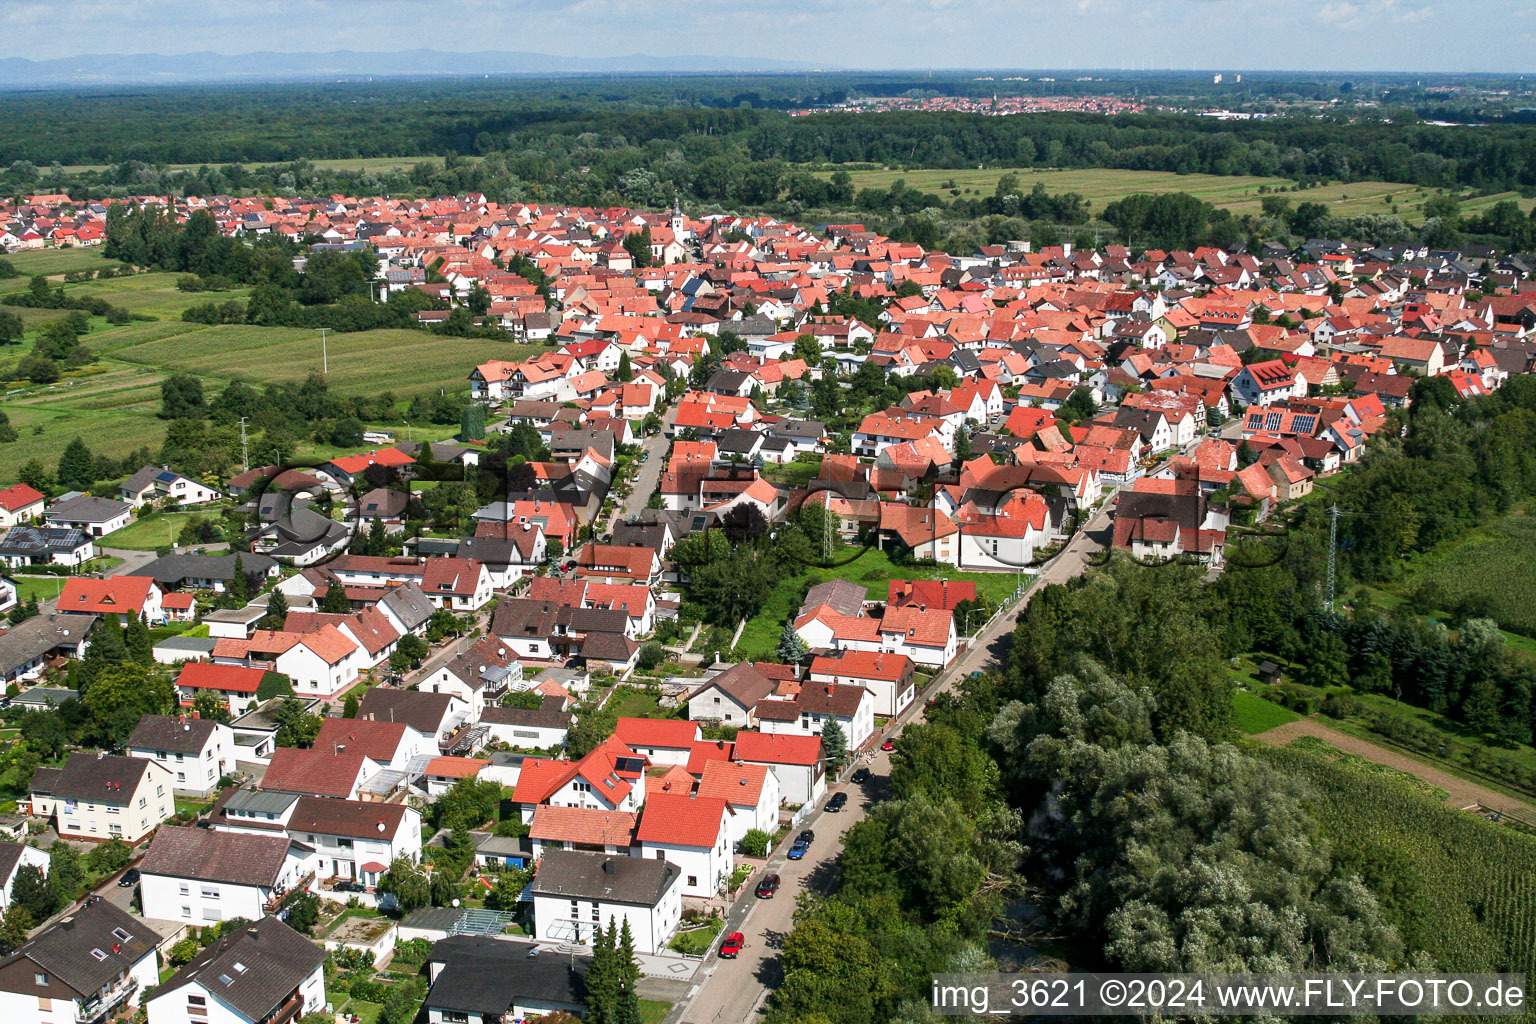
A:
<box><xmin>0</xmin><ymin>248</ymin><xmax>531</xmax><ymax>484</ymax></box>
<box><xmin>814</xmin><ymin>166</ymin><xmax>1533</xmax><ymax>223</ymax></box>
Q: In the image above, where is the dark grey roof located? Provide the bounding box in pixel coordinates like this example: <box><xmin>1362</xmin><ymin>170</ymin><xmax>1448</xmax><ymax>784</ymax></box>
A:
<box><xmin>0</xmin><ymin>842</ymin><xmax>28</xmax><ymax>884</ymax></box>
<box><xmin>120</xmin><ymin>466</ymin><xmax>161</xmax><ymax>495</ymax></box>
<box><xmin>379</xmin><ymin>583</ymin><xmax>435</xmax><ymax>631</ymax></box>
<box><xmin>529</xmin><ymin>850</ymin><xmax>679</xmax><ymax>906</ymax></box>
<box><xmin>128</xmin><ymin>714</ymin><xmax>221</xmax><ymax>754</ymax></box>
<box><xmin>5</xmin><ymin>901</ymin><xmax>155</xmax><ymax>998</ymax></box>
<box><xmin>800</xmin><ymin>578</ymin><xmax>866</xmax><ymax>618</ymax></box>
<box><xmin>581</xmin><ymin>631</ymin><xmax>638</xmax><ymax>663</ymax></box>
<box><xmin>693</xmin><ymin>662</ymin><xmax>776</xmax><ymax>708</ymax></box>
<box><xmin>426</xmin><ymin>936</ymin><xmax>587</xmax><ymax>1014</ymax></box>
<box><xmin>0</xmin><ymin>613</ymin><xmax>94</xmax><ymax>676</ymax></box>
<box><xmin>481</xmin><ymin>703</ymin><xmax>573</xmax><ymax>731</ymax></box>
<box><xmin>155</xmin><ymin>917</ymin><xmax>325</xmax><ymax>1019</ymax></box>
<box><xmin>34</xmin><ymin>752</ymin><xmax>156</xmax><ymax>803</ymax></box>
<box><xmin>139</xmin><ymin>826</ymin><xmax>291</xmax><ymax>887</ymax></box>
<box><xmin>356</xmin><ymin>688</ymin><xmax>458</xmax><ymax>734</ymax></box>
<box><xmin>0</xmin><ymin>526</ymin><xmax>91</xmax><ymax>558</ymax></box>
<box><xmin>137</xmin><ymin>553</ymin><xmax>276</xmax><ymax>587</ymax></box>
<box><xmin>44</xmin><ymin>496</ymin><xmax>130</xmax><ymax>524</ymax></box>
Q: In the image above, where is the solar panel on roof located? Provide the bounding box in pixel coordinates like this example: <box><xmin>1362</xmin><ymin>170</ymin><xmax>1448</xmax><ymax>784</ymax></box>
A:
<box><xmin>615</xmin><ymin>756</ymin><xmax>646</xmax><ymax>773</ymax></box>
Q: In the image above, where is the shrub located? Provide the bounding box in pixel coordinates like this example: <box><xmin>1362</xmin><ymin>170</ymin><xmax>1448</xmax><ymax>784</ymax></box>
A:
<box><xmin>739</xmin><ymin>829</ymin><xmax>771</xmax><ymax>858</ymax></box>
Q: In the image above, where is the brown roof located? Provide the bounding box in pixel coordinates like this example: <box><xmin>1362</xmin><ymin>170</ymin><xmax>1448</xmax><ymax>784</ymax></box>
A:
<box><xmin>260</xmin><ymin>748</ymin><xmax>368</xmax><ymax>798</ymax></box>
<box><xmin>140</xmin><ymin>825</ymin><xmax>291</xmax><ymax>887</ymax></box>
<box><xmin>287</xmin><ymin>795</ymin><xmax>409</xmax><ymax>840</ymax></box>
<box><xmin>692</xmin><ymin>662</ymin><xmax>776</xmax><ymax>709</ymax></box>
<box><xmin>314</xmin><ymin>718</ymin><xmax>413</xmax><ymax>762</ymax></box>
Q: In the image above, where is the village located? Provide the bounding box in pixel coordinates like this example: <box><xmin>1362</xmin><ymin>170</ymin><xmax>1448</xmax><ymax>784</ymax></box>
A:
<box><xmin>0</xmin><ymin>183</ymin><xmax>1531</xmax><ymax>1024</ymax></box>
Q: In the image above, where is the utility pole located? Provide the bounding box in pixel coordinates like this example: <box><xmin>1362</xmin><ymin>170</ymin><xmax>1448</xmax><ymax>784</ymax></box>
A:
<box><xmin>239</xmin><ymin>416</ymin><xmax>249</xmax><ymax>473</ymax></box>
<box><xmin>1325</xmin><ymin>504</ymin><xmax>1340</xmax><ymax>612</ymax></box>
<box><xmin>316</xmin><ymin>328</ymin><xmax>330</xmax><ymax>375</ymax></box>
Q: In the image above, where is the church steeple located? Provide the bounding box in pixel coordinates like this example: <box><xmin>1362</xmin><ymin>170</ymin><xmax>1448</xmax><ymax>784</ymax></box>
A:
<box><xmin>670</xmin><ymin>191</ymin><xmax>686</xmax><ymax>238</ymax></box>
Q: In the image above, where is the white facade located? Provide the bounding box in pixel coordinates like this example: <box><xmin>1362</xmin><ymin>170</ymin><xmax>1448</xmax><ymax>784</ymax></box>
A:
<box><xmin>0</xmin><ymin>845</ymin><xmax>50</xmax><ymax>912</ymax></box>
<box><xmin>127</xmin><ymin>724</ymin><xmax>234</xmax><ymax>797</ymax></box>
<box><xmin>147</xmin><ymin>962</ymin><xmax>324</xmax><ymax>1024</ymax></box>
<box><xmin>531</xmin><ymin>885</ymin><xmax>680</xmax><ymax>954</ymax></box>
<box><xmin>759</xmin><ymin>688</ymin><xmax>876</xmax><ymax>753</ymax></box>
<box><xmin>139</xmin><ymin>851</ymin><xmax>308</xmax><ymax>925</ymax></box>
<box><xmin>639</xmin><ymin>834</ymin><xmax>729</xmax><ymax>898</ymax></box>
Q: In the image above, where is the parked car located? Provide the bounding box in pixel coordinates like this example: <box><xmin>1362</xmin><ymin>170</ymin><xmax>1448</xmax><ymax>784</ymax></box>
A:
<box><xmin>826</xmin><ymin>792</ymin><xmax>848</xmax><ymax>812</ymax></box>
<box><xmin>719</xmin><ymin>932</ymin><xmax>745</xmax><ymax>958</ymax></box>
<box><xmin>797</xmin><ymin>829</ymin><xmax>815</xmax><ymax>844</ymax></box>
<box><xmin>851</xmin><ymin>767</ymin><xmax>871</xmax><ymax>784</ymax></box>
<box><xmin>880</xmin><ymin>739</ymin><xmax>895</xmax><ymax>752</ymax></box>
<box><xmin>787</xmin><ymin>838</ymin><xmax>810</xmax><ymax>860</ymax></box>
<box><xmin>333</xmin><ymin>880</ymin><xmax>366</xmax><ymax>893</ymax></box>
<box><xmin>117</xmin><ymin>868</ymin><xmax>140</xmax><ymax>888</ymax></box>
<box><xmin>755</xmin><ymin>873</ymin><xmax>780</xmax><ymax>899</ymax></box>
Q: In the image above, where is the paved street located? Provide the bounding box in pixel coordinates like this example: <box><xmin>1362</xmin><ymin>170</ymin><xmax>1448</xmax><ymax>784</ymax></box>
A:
<box><xmin>614</xmin><ymin>403</ymin><xmax>677</xmax><ymax>523</ymax></box>
<box><xmin>673</xmin><ymin>491</ymin><xmax>1123</xmax><ymax>1024</ymax></box>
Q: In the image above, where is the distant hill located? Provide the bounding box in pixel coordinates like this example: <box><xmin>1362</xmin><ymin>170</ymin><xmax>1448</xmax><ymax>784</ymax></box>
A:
<box><xmin>0</xmin><ymin>49</ymin><xmax>831</xmax><ymax>89</ymax></box>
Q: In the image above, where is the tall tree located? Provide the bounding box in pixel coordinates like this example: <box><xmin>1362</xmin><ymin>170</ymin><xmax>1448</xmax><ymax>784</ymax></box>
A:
<box><xmin>123</xmin><ymin>614</ymin><xmax>153</xmax><ymax>665</ymax></box>
<box><xmin>258</xmin><ymin>589</ymin><xmax>289</xmax><ymax>631</ymax></box>
<box><xmin>56</xmin><ymin>438</ymin><xmax>94</xmax><ymax>491</ymax></box>
<box><xmin>160</xmin><ymin>374</ymin><xmax>206</xmax><ymax>419</ymax></box>
<box><xmin>613</xmin><ymin>920</ymin><xmax>643</xmax><ymax>1024</ymax></box>
<box><xmin>229</xmin><ymin>554</ymin><xmax>249</xmax><ymax>603</ymax></box>
<box><xmin>614</xmin><ymin>351</ymin><xmax>633</xmax><ymax>382</ymax></box>
<box><xmin>320</xmin><ymin>581</ymin><xmax>352</xmax><ymax>614</ymax></box>
<box><xmin>776</xmin><ymin>622</ymin><xmax>809</xmax><ymax>667</ymax></box>
<box><xmin>819</xmin><ymin>719</ymin><xmax>847</xmax><ymax>771</ymax></box>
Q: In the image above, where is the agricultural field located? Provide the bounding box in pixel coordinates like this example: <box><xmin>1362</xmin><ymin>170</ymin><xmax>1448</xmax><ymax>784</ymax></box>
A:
<box><xmin>1262</xmin><ymin>743</ymin><xmax>1536</xmax><ymax>980</ymax></box>
<box><xmin>813</xmin><ymin>166</ymin><xmax>1532</xmax><ymax>223</ymax></box>
<box><xmin>0</xmin><ymin>247</ymin><xmax>131</xmax><ymax>278</ymax></box>
<box><xmin>0</xmin><ymin>249</ymin><xmax>530</xmax><ymax>485</ymax></box>
<box><xmin>1375</xmin><ymin>505</ymin><xmax>1536</xmax><ymax>638</ymax></box>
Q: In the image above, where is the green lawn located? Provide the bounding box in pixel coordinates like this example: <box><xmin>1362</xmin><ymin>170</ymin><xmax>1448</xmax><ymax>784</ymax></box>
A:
<box><xmin>607</xmin><ymin>685</ymin><xmax>681</xmax><ymax>720</ymax></box>
<box><xmin>668</xmin><ymin>917</ymin><xmax>723</xmax><ymax>955</ymax></box>
<box><xmin>103</xmin><ymin>512</ymin><xmax>210</xmax><ymax>551</ymax></box>
<box><xmin>735</xmin><ymin>546</ymin><xmax>1022</xmax><ymax>660</ymax></box>
<box><xmin>1231</xmin><ymin>689</ymin><xmax>1302</xmax><ymax>735</ymax></box>
<box><xmin>640</xmin><ymin>1000</ymin><xmax>672</xmax><ymax>1024</ymax></box>
<box><xmin>12</xmin><ymin>576</ymin><xmax>66</xmax><ymax>603</ymax></box>
<box><xmin>341</xmin><ymin>1000</ymin><xmax>383</xmax><ymax>1024</ymax></box>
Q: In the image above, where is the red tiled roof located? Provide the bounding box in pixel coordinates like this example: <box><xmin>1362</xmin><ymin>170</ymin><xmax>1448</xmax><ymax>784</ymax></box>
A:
<box><xmin>57</xmin><ymin>576</ymin><xmax>155</xmax><ymax>616</ymax></box>
<box><xmin>733</xmin><ymin>730</ymin><xmax>822</xmax><ymax>766</ymax></box>
<box><xmin>426</xmin><ymin>756</ymin><xmax>489</xmax><ymax>779</ymax></box>
<box><xmin>612</xmin><ymin>717</ymin><xmax>700</xmax><ymax>750</ymax></box>
<box><xmin>315</xmin><ymin>718</ymin><xmax>411</xmax><ymax>762</ymax></box>
<box><xmin>175</xmin><ymin>662</ymin><xmax>265</xmax><ymax>694</ymax></box>
<box><xmin>635</xmin><ymin>792</ymin><xmax>728</xmax><ymax>848</ymax></box>
<box><xmin>261</xmin><ymin>747</ymin><xmax>368</xmax><ymax>797</ymax></box>
<box><xmin>0</xmin><ymin>483</ymin><xmax>45</xmax><ymax>512</ymax></box>
<box><xmin>529</xmin><ymin>806</ymin><xmax>637</xmax><ymax>847</ymax></box>
<box><xmin>696</xmin><ymin>762</ymin><xmax>769</xmax><ymax>805</ymax></box>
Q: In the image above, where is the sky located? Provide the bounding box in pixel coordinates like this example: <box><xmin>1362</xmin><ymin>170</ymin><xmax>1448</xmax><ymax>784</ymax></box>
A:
<box><xmin>0</xmin><ymin>0</ymin><xmax>1526</xmax><ymax>73</ymax></box>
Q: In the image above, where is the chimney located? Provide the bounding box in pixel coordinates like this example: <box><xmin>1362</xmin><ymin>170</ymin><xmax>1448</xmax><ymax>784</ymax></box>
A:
<box><xmin>602</xmin><ymin>858</ymin><xmax>618</xmax><ymax>876</ymax></box>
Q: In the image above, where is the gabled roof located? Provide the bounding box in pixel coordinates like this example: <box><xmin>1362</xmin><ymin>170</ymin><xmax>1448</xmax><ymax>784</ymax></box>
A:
<box><xmin>696</xmin><ymin>761</ymin><xmax>770</xmax><ymax>805</ymax></box>
<box><xmin>127</xmin><ymin>714</ymin><xmax>221</xmax><ymax>755</ymax></box>
<box><xmin>4</xmin><ymin>900</ymin><xmax>156</xmax><ymax>999</ymax></box>
<box><xmin>153</xmin><ymin>917</ymin><xmax>325</xmax><ymax>1021</ymax></box>
<box><xmin>733</xmin><ymin>730</ymin><xmax>822</xmax><ymax>767</ymax></box>
<box><xmin>175</xmin><ymin>662</ymin><xmax>266</xmax><ymax>694</ymax></box>
<box><xmin>612</xmin><ymin>717</ymin><xmax>700</xmax><ymax>750</ymax></box>
<box><xmin>635</xmin><ymin>792</ymin><xmax>728</xmax><ymax>848</ymax></box>
<box><xmin>527</xmin><ymin>806</ymin><xmax>637</xmax><ymax>847</ymax></box>
<box><xmin>314</xmin><ymin>718</ymin><xmax>413</xmax><ymax>763</ymax></box>
<box><xmin>140</xmin><ymin>825</ymin><xmax>292</xmax><ymax>887</ymax></box>
<box><xmin>260</xmin><ymin>748</ymin><xmax>369</xmax><ymax>798</ymax></box>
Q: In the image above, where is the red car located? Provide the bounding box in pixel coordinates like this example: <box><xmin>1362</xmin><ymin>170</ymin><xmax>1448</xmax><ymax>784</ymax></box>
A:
<box><xmin>719</xmin><ymin>932</ymin><xmax>745</xmax><ymax>958</ymax></box>
<box><xmin>881</xmin><ymin>739</ymin><xmax>895</xmax><ymax>751</ymax></box>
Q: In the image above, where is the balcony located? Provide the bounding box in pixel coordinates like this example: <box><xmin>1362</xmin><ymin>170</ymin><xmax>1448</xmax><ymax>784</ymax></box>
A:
<box><xmin>257</xmin><ymin>990</ymin><xmax>305</xmax><ymax>1024</ymax></box>
<box><xmin>80</xmin><ymin>977</ymin><xmax>138</xmax><ymax>1023</ymax></box>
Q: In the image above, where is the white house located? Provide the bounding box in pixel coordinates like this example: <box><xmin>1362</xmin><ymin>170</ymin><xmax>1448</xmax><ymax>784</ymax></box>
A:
<box><xmin>0</xmin><ymin>902</ymin><xmax>159</xmax><ymax>1024</ymax></box>
<box><xmin>530</xmin><ymin>851</ymin><xmax>681</xmax><ymax>953</ymax></box>
<box><xmin>29</xmin><ymin>752</ymin><xmax>175</xmax><ymax>844</ymax></box>
<box><xmin>138</xmin><ymin>826</ymin><xmax>310</xmax><ymax>925</ymax></box>
<box><xmin>120</xmin><ymin>467</ymin><xmax>222</xmax><ymax>509</ymax></box>
<box><xmin>480</xmin><ymin>704</ymin><xmax>571</xmax><ymax>751</ymax></box>
<box><xmin>754</xmin><ymin>683</ymin><xmax>876</xmax><ymax>752</ymax></box>
<box><xmin>146</xmin><ymin>917</ymin><xmax>326</xmax><ymax>1024</ymax></box>
<box><xmin>43</xmin><ymin>496</ymin><xmax>132</xmax><ymax>538</ymax></box>
<box><xmin>634</xmin><ymin>793</ymin><xmax>732</xmax><ymax>898</ymax></box>
<box><xmin>126</xmin><ymin>715</ymin><xmax>235</xmax><ymax>798</ymax></box>
<box><xmin>685</xmin><ymin>663</ymin><xmax>777</xmax><ymax>727</ymax></box>
<box><xmin>733</xmin><ymin>731</ymin><xmax>825</xmax><ymax>808</ymax></box>
<box><xmin>611</xmin><ymin>718</ymin><xmax>701</xmax><ymax>766</ymax></box>
<box><xmin>806</xmin><ymin>651</ymin><xmax>916</xmax><ymax>719</ymax></box>
<box><xmin>696</xmin><ymin>761</ymin><xmax>780</xmax><ymax>847</ymax></box>
<box><xmin>0</xmin><ymin>484</ymin><xmax>46</xmax><ymax>529</ymax></box>
<box><xmin>214</xmin><ymin>796</ymin><xmax>422</xmax><ymax>889</ymax></box>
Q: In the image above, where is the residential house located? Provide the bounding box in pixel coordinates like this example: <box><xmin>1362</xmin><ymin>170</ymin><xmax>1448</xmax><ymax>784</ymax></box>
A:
<box><xmin>732</xmin><ymin>731</ymin><xmax>825</xmax><ymax>807</ymax></box>
<box><xmin>29</xmin><ymin>752</ymin><xmax>175</xmax><ymax>844</ymax></box>
<box><xmin>173</xmin><ymin>663</ymin><xmax>269</xmax><ymax>717</ymax></box>
<box><xmin>0</xmin><ymin>526</ymin><xmax>95</xmax><ymax>568</ymax></box>
<box><xmin>0</xmin><ymin>612</ymin><xmax>93</xmax><ymax>686</ymax></box>
<box><xmin>686</xmin><ymin>663</ymin><xmax>777</xmax><ymax>726</ymax></box>
<box><xmin>634</xmin><ymin>793</ymin><xmax>732</xmax><ymax>898</ymax></box>
<box><xmin>126</xmin><ymin>715</ymin><xmax>234</xmax><ymax>798</ymax></box>
<box><xmin>56</xmin><ymin>576</ymin><xmax>165</xmax><ymax>627</ymax></box>
<box><xmin>696</xmin><ymin>761</ymin><xmax>780</xmax><ymax>847</ymax></box>
<box><xmin>43</xmin><ymin>497</ymin><xmax>131</xmax><ymax>539</ymax></box>
<box><xmin>145</xmin><ymin>917</ymin><xmax>326</xmax><ymax>1024</ymax></box>
<box><xmin>611</xmin><ymin>718</ymin><xmax>701</xmax><ymax>766</ymax></box>
<box><xmin>423</xmin><ymin>936</ymin><xmax>588</xmax><ymax>1024</ymax></box>
<box><xmin>530</xmin><ymin>851</ymin><xmax>681</xmax><ymax>953</ymax></box>
<box><xmin>0</xmin><ymin>485</ymin><xmax>46</xmax><ymax>529</ymax></box>
<box><xmin>0</xmin><ymin>843</ymin><xmax>50</xmax><ymax>913</ymax></box>
<box><xmin>211</xmin><ymin>794</ymin><xmax>422</xmax><ymax>888</ymax></box>
<box><xmin>0</xmin><ymin>901</ymin><xmax>159</xmax><ymax>1024</ymax></box>
<box><xmin>119</xmin><ymin>467</ymin><xmax>221</xmax><ymax>509</ymax></box>
<box><xmin>480</xmin><ymin>702</ymin><xmax>572</xmax><ymax>751</ymax></box>
<box><xmin>137</xmin><ymin>826</ymin><xmax>310</xmax><ymax>925</ymax></box>
<box><xmin>755</xmin><ymin>683</ymin><xmax>876</xmax><ymax>752</ymax></box>
<box><xmin>806</xmin><ymin>651</ymin><xmax>916</xmax><ymax>718</ymax></box>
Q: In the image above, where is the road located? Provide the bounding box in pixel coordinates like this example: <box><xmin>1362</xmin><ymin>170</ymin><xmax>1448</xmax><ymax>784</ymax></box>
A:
<box><xmin>670</xmin><ymin>430</ymin><xmax>1223</xmax><ymax>1024</ymax></box>
<box><xmin>614</xmin><ymin>404</ymin><xmax>677</xmax><ymax>524</ymax></box>
<box><xmin>674</xmin><ymin>496</ymin><xmax>1122</xmax><ymax>1024</ymax></box>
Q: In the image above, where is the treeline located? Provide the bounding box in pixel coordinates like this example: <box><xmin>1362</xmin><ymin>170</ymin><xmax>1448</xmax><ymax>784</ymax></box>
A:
<box><xmin>12</xmin><ymin>80</ymin><xmax>1536</xmax><ymax>194</ymax></box>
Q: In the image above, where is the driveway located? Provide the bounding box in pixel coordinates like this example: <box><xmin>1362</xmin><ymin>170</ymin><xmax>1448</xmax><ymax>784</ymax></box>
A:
<box><xmin>615</xmin><ymin>404</ymin><xmax>677</xmax><ymax>523</ymax></box>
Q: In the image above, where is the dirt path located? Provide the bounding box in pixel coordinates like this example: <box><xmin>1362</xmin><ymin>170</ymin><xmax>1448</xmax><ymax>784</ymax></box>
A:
<box><xmin>1253</xmin><ymin>718</ymin><xmax>1536</xmax><ymax>818</ymax></box>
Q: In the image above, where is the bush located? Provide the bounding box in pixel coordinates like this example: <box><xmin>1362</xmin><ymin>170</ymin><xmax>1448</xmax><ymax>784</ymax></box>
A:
<box><xmin>85</xmin><ymin>838</ymin><xmax>132</xmax><ymax>875</ymax></box>
<box><xmin>739</xmin><ymin>829</ymin><xmax>771</xmax><ymax>857</ymax></box>
<box><xmin>668</xmin><ymin>917</ymin><xmax>723</xmax><ymax>955</ymax></box>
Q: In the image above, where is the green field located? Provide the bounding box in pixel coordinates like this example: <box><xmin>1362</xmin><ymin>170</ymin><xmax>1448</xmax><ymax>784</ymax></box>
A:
<box><xmin>0</xmin><ymin>249</ymin><xmax>532</xmax><ymax>485</ymax></box>
<box><xmin>815</xmin><ymin>166</ymin><xmax>1532</xmax><ymax>223</ymax></box>
<box><xmin>1231</xmin><ymin>688</ymin><xmax>1302</xmax><ymax>735</ymax></box>
<box><xmin>113</xmin><ymin>324</ymin><xmax>536</xmax><ymax>396</ymax></box>
<box><xmin>0</xmin><ymin>247</ymin><xmax>131</xmax><ymax>277</ymax></box>
<box><xmin>1377</xmin><ymin>506</ymin><xmax>1536</xmax><ymax>637</ymax></box>
<box><xmin>735</xmin><ymin>546</ymin><xmax>1022</xmax><ymax>660</ymax></box>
